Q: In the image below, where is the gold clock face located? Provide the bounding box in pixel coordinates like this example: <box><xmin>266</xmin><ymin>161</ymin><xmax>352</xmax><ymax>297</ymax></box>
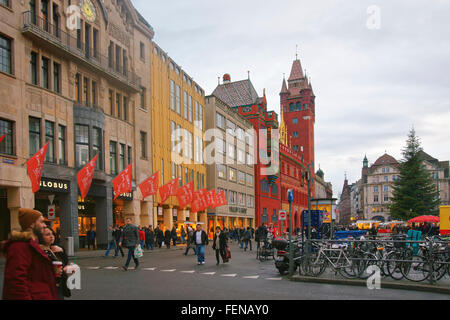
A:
<box><xmin>81</xmin><ymin>0</ymin><xmax>97</xmax><ymax>23</ymax></box>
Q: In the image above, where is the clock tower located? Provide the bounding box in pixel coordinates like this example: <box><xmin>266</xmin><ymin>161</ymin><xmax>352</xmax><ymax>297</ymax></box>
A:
<box><xmin>280</xmin><ymin>56</ymin><xmax>316</xmax><ymax>173</ymax></box>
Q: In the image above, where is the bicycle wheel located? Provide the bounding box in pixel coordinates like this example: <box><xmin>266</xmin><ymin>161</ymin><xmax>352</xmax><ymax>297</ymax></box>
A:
<box><xmin>357</xmin><ymin>253</ymin><xmax>378</xmax><ymax>280</ymax></box>
<box><xmin>339</xmin><ymin>252</ymin><xmax>362</xmax><ymax>279</ymax></box>
<box><xmin>303</xmin><ymin>253</ymin><xmax>327</xmax><ymax>277</ymax></box>
<box><xmin>385</xmin><ymin>251</ymin><xmax>404</xmax><ymax>280</ymax></box>
<box><xmin>402</xmin><ymin>255</ymin><xmax>430</xmax><ymax>282</ymax></box>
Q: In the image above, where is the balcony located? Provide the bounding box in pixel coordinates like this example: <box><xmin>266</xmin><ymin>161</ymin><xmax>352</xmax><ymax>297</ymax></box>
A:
<box><xmin>22</xmin><ymin>12</ymin><xmax>142</xmax><ymax>92</ymax></box>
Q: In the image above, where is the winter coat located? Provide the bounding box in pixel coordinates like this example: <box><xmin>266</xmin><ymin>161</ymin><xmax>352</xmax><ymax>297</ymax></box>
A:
<box><xmin>2</xmin><ymin>231</ymin><xmax>58</xmax><ymax>300</ymax></box>
<box><xmin>193</xmin><ymin>230</ymin><xmax>209</xmax><ymax>246</ymax></box>
<box><xmin>122</xmin><ymin>224</ymin><xmax>139</xmax><ymax>247</ymax></box>
<box><xmin>164</xmin><ymin>230</ymin><xmax>172</xmax><ymax>243</ymax></box>
<box><xmin>212</xmin><ymin>232</ymin><xmax>227</xmax><ymax>251</ymax></box>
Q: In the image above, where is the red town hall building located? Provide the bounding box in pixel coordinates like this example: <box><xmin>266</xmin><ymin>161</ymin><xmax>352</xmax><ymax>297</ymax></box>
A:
<box><xmin>279</xmin><ymin>57</ymin><xmax>316</xmax><ymax>233</ymax></box>
<box><xmin>212</xmin><ymin>56</ymin><xmax>316</xmax><ymax>233</ymax></box>
<box><xmin>213</xmin><ymin>75</ymin><xmax>281</xmax><ymax>230</ymax></box>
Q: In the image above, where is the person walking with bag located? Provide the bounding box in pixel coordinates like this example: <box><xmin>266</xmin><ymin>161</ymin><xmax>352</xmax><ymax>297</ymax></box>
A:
<box><xmin>2</xmin><ymin>208</ymin><xmax>58</xmax><ymax>300</ymax></box>
<box><xmin>119</xmin><ymin>218</ymin><xmax>140</xmax><ymax>271</ymax></box>
<box><xmin>194</xmin><ymin>224</ymin><xmax>208</xmax><ymax>265</ymax></box>
<box><xmin>212</xmin><ymin>227</ymin><xmax>228</xmax><ymax>265</ymax></box>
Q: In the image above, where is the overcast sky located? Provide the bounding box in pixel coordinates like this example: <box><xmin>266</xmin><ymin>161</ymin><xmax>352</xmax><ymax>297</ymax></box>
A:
<box><xmin>132</xmin><ymin>0</ymin><xmax>450</xmax><ymax>197</ymax></box>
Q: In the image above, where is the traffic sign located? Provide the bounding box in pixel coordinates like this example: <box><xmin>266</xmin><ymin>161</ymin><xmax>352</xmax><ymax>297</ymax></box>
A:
<box><xmin>279</xmin><ymin>210</ymin><xmax>287</xmax><ymax>221</ymax></box>
<box><xmin>48</xmin><ymin>205</ymin><xmax>56</xmax><ymax>220</ymax></box>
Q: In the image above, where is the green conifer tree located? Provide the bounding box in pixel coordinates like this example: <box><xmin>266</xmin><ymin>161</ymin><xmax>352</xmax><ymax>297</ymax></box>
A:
<box><xmin>390</xmin><ymin>129</ymin><xmax>440</xmax><ymax>221</ymax></box>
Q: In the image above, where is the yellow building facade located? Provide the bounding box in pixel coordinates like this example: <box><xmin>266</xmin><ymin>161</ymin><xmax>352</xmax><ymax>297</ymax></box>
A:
<box><xmin>150</xmin><ymin>42</ymin><xmax>207</xmax><ymax>233</ymax></box>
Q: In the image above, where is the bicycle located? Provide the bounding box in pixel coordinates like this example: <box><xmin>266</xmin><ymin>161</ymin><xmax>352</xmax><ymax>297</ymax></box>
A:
<box><xmin>300</xmin><ymin>241</ymin><xmax>357</xmax><ymax>279</ymax></box>
<box><xmin>257</xmin><ymin>235</ymin><xmax>275</xmax><ymax>262</ymax></box>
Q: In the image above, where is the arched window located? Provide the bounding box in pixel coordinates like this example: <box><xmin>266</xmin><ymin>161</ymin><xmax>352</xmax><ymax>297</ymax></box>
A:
<box><xmin>289</xmin><ymin>103</ymin><xmax>295</xmax><ymax>112</ymax></box>
<box><xmin>296</xmin><ymin>102</ymin><xmax>302</xmax><ymax>111</ymax></box>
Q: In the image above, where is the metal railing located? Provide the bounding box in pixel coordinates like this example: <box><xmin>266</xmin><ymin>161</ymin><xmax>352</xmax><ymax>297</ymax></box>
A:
<box><xmin>276</xmin><ymin>236</ymin><xmax>450</xmax><ymax>285</ymax></box>
<box><xmin>22</xmin><ymin>11</ymin><xmax>141</xmax><ymax>90</ymax></box>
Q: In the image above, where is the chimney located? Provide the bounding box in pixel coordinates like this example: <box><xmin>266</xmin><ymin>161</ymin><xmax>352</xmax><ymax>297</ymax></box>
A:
<box><xmin>223</xmin><ymin>74</ymin><xmax>231</xmax><ymax>84</ymax></box>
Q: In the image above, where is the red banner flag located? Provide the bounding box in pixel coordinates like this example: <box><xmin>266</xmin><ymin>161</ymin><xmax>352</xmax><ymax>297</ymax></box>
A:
<box><xmin>159</xmin><ymin>178</ymin><xmax>180</xmax><ymax>204</ymax></box>
<box><xmin>176</xmin><ymin>181</ymin><xmax>194</xmax><ymax>209</ymax></box>
<box><xmin>113</xmin><ymin>164</ymin><xmax>133</xmax><ymax>200</ymax></box>
<box><xmin>191</xmin><ymin>189</ymin><xmax>208</xmax><ymax>213</ymax></box>
<box><xmin>0</xmin><ymin>134</ymin><xmax>5</xmax><ymax>145</ymax></box>
<box><xmin>77</xmin><ymin>155</ymin><xmax>98</xmax><ymax>199</ymax></box>
<box><xmin>206</xmin><ymin>189</ymin><xmax>217</xmax><ymax>209</ymax></box>
<box><xmin>139</xmin><ymin>171</ymin><xmax>159</xmax><ymax>200</ymax></box>
<box><xmin>26</xmin><ymin>142</ymin><xmax>49</xmax><ymax>193</ymax></box>
<box><xmin>215</xmin><ymin>190</ymin><xmax>228</xmax><ymax>208</ymax></box>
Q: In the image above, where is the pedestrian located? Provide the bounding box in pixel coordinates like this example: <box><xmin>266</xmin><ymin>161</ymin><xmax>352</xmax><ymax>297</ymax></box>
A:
<box><xmin>119</xmin><ymin>218</ymin><xmax>140</xmax><ymax>271</ymax></box>
<box><xmin>87</xmin><ymin>227</ymin><xmax>96</xmax><ymax>250</ymax></box>
<box><xmin>139</xmin><ymin>227</ymin><xmax>146</xmax><ymax>250</ymax></box>
<box><xmin>184</xmin><ymin>226</ymin><xmax>197</xmax><ymax>255</ymax></box>
<box><xmin>164</xmin><ymin>228</ymin><xmax>172</xmax><ymax>249</ymax></box>
<box><xmin>113</xmin><ymin>226</ymin><xmax>125</xmax><ymax>257</ymax></box>
<box><xmin>212</xmin><ymin>227</ymin><xmax>228</xmax><ymax>265</ymax></box>
<box><xmin>243</xmin><ymin>227</ymin><xmax>252</xmax><ymax>251</ymax></box>
<box><xmin>193</xmin><ymin>224</ymin><xmax>208</xmax><ymax>265</ymax></box>
<box><xmin>38</xmin><ymin>226</ymin><xmax>71</xmax><ymax>299</ymax></box>
<box><xmin>156</xmin><ymin>226</ymin><xmax>164</xmax><ymax>248</ymax></box>
<box><xmin>2</xmin><ymin>208</ymin><xmax>58</xmax><ymax>300</ymax></box>
<box><xmin>105</xmin><ymin>226</ymin><xmax>117</xmax><ymax>257</ymax></box>
<box><xmin>180</xmin><ymin>226</ymin><xmax>186</xmax><ymax>244</ymax></box>
<box><xmin>171</xmin><ymin>226</ymin><xmax>178</xmax><ymax>247</ymax></box>
<box><xmin>239</xmin><ymin>228</ymin><xmax>245</xmax><ymax>249</ymax></box>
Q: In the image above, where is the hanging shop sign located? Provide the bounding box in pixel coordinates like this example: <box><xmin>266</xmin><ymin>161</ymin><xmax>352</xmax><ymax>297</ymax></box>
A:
<box><xmin>40</xmin><ymin>178</ymin><xmax>70</xmax><ymax>193</ymax></box>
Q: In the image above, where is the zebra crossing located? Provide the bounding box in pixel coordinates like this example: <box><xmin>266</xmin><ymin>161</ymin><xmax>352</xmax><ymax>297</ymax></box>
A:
<box><xmin>80</xmin><ymin>265</ymin><xmax>283</xmax><ymax>281</ymax></box>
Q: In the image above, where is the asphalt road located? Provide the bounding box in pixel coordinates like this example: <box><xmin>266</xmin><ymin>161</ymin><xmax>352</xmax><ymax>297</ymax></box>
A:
<box><xmin>2</xmin><ymin>241</ymin><xmax>445</xmax><ymax>301</ymax></box>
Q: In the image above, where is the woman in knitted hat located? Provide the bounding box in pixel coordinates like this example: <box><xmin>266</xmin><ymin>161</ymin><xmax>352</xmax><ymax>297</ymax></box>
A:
<box><xmin>1</xmin><ymin>208</ymin><xmax>58</xmax><ymax>300</ymax></box>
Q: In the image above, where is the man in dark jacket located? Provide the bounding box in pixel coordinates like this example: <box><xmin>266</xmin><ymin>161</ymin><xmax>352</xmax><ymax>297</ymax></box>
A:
<box><xmin>155</xmin><ymin>226</ymin><xmax>164</xmax><ymax>248</ymax></box>
<box><xmin>119</xmin><ymin>218</ymin><xmax>140</xmax><ymax>271</ymax></box>
<box><xmin>2</xmin><ymin>208</ymin><xmax>58</xmax><ymax>300</ymax></box>
<box><xmin>164</xmin><ymin>229</ymin><xmax>172</xmax><ymax>249</ymax></box>
<box><xmin>243</xmin><ymin>227</ymin><xmax>252</xmax><ymax>251</ymax></box>
<box><xmin>171</xmin><ymin>226</ymin><xmax>178</xmax><ymax>247</ymax></box>
<box><xmin>193</xmin><ymin>224</ymin><xmax>208</xmax><ymax>265</ymax></box>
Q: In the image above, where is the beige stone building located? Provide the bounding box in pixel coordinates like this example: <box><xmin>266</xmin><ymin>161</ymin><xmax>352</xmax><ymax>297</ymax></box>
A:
<box><xmin>0</xmin><ymin>0</ymin><xmax>154</xmax><ymax>250</ymax></box>
<box><xmin>357</xmin><ymin>152</ymin><xmax>449</xmax><ymax>222</ymax></box>
<box><xmin>204</xmin><ymin>95</ymin><xmax>255</xmax><ymax>233</ymax></box>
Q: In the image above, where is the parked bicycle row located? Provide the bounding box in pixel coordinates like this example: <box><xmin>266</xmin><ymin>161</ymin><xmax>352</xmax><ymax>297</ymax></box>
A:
<box><xmin>259</xmin><ymin>235</ymin><xmax>450</xmax><ymax>284</ymax></box>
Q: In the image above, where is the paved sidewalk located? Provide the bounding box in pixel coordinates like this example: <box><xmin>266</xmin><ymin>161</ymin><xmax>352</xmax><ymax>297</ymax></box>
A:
<box><xmin>290</xmin><ymin>270</ymin><xmax>450</xmax><ymax>295</ymax></box>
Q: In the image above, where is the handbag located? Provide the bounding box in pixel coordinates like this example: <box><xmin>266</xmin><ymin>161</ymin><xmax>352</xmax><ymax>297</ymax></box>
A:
<box><xmin>134</xmin><ymin>244</ymin><xmax>144</xmax><ymax>258</ymax></box>
<box><xmin>225</xmin><ymin>246</ymin><xmax>231</xmax><ymax>259</ymax></box>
